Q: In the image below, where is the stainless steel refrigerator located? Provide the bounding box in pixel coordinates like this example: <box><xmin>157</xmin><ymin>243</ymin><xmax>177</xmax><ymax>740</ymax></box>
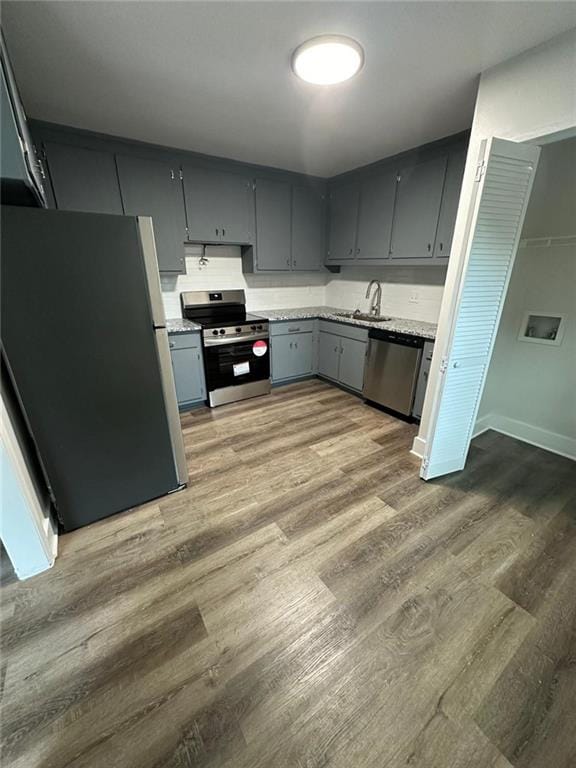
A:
<box><xmin>1</xmin><ymin>205</ymin><xmax>188</xmax><ymax>531</ymax></box>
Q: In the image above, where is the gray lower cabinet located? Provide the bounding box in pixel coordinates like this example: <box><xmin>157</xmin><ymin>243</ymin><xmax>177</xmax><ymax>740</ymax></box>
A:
<box><xmin>271</xmin><ymin>332</ymin><xmax>315</xmax><ymax>382</ymax></box>
<box><xmin>43</xmin><ymin>142</ymin><xmax>123</xmax><ymax>215</ymax></box>
<box><xmin>168</xmin><ymin>332</ymin><xmax>206</xmax><ymax>409</ymax></box>
<box><xmin>318</xmin><ymin>332</ymin><xmax>341</xmax><ymax>380</ymax></box>
<box><xmin>434</xmin><ymin>150</ymin><xmax>465</xmax><ymax>259</ymax></box>
<box><xmin>116</xmin><ymin>154</ymin><xmax>186</xmax><ymax>273</ymax></box>
<box><xmin>291</xmin><ymin>184</ymin><xmax>324</xmax><ymax>271</ymax></box>
<box><xmin>318</xmin><ymin>322</ymin><xmax>368</xmax><ymax>392</ymax></box>
<box><xmin>182</xmin><ymin>166</ymin><xmax>253</xmax><ymax>244</ymax></box>
<box><xmin>338</xmin><ymin>336</ymin><xmax>368</xmax><ymax>392</ymax></box>
<box><xmin>390</xmin><ymin>155</ymin><xmax>447</xmax><ymax>259</ymax></box>
<box><xmin>412</xmin><ymin>340</ymin><xmax>434</xmax><ymax>419</ymax></box>
<box><xmin>253</xmin><ymin>177</ymin><xmax>292</xmax><ymax>271</ymax></box>
<box><xmin>326</xmin><ymin>182</ymin><xmax>359</xmax><ymax>262</ymax></box>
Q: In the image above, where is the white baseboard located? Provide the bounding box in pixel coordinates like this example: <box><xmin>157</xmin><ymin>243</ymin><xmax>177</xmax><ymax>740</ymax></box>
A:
<box><xmin>473</xmin><ymin>413</ymin><xmax>576</xmax><ymax>461</ymax></box>
<box><xmin>410</xmin><ymin>435</ymin><xmax>427</xmax><ymax>460</ymax></box>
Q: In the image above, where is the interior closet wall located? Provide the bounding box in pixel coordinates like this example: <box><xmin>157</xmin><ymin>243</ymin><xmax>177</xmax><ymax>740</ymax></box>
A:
<box><xmin>476</xmin><ymin>137</ymin><xmax>576</xmax><ymax>459</ymax></box>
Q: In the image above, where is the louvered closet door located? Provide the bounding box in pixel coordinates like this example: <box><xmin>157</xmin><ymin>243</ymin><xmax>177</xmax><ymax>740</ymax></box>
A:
<box><xmin>422</xmin><ymin>138</ymin><xmax>540</xmax><ymax>480</ymax></box>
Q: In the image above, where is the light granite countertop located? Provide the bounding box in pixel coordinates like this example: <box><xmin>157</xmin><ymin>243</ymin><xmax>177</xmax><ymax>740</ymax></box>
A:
<box><xmin>166</xmin><ymin>318</ymin><xmax>202</xmax><ymax>333</ymax></box>
<box><xmin>255</xmin><ymin>306</ymin><xmax>437</xmax><ymax>340</ymax></box>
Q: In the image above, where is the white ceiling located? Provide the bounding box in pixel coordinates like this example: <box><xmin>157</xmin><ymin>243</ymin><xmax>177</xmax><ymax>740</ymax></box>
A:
<box><xmin>3</xmin><ymin>2</ymin><xmax>576</xmax><ymax>177</ymax></box>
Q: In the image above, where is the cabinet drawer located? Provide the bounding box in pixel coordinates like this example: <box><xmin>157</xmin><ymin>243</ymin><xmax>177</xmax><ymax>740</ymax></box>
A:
<box><xmin>270</xmin><ymin>319</ymin><xmax>315</xmax><ymax>336</ymax></box>
<box><xmin>318</xmin><ymin>320</ymin><xmax>368</xmax><ymax>342</ymax></box>
<box><xmin>168</xmin><ymin>332</ymin><xmax>202</xmax><ymax>351</ymax></box>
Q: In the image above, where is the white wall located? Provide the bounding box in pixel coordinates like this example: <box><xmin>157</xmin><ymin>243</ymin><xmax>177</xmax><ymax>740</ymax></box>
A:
<box><xmin>1</xmin><ymin>395</ymin><xmax>57</xmax><ymax>579</ymax></box>
<box><xmin>161</xmin><ymin>245</ymin><xmax>447</xmax><ymax>323</ymax></box>
<box><xmin>414</xmin><ymin>29</ymin><xmax>576</xmax><ymax>459</ymax></box>
<box><xmin>476</xmin><ymin>245</ymin><xmax>576</xmax><ymax>458</ymax></box>
<box><xmin>325</xmin><ymin>265</ymin><xmax>446</xmax><ymax>324</ymax></box>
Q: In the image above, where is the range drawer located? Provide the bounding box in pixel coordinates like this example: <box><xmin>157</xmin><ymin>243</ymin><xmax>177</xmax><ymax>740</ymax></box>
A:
<box><xmin>168</xmin><ymin>332</ymin><xmax>202</xmax><ymax>351</ymax></box>
<box><xmin>270</xmin><ymin>319</ymin><xmax>315</xmax><ymax>336</ymax></box>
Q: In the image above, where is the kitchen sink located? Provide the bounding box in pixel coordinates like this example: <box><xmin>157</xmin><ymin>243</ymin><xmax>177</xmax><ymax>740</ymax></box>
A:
<box><xmin>334</xmin><ymin>311</ymin><xmax>393</xmax><ymax>323</ymax></box>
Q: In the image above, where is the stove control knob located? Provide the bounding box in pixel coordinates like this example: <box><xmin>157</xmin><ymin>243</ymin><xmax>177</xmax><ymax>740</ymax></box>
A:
<box><xmin>235</xmin><ymin>327</ymin><xmax>242</xmax><ymax>333</ymax></box>
<box><xmin>212</xmin><ymin>330</ymin><xmax>219</xmax><ymax>336</ymax></box>
<box><xmin>257</xmin><ymin>324</ymin><xmax>263</xmax><ymax>330</ymax></box>
<box><xmin>219</xmin><ymin>329</ymin><xmax>226</xmax><ymax>335</ymax></box>
<box><xmin>250</xmin><ymin>325</ymin><xmax>257</xmax><ymax>331</ymax></box>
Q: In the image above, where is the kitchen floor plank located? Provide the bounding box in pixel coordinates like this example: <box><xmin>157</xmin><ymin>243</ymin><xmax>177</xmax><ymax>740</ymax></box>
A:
<box><xmin>1</xmin><ymin>381</ymin><xmax>574</xmax><ymax>768</ymax></box>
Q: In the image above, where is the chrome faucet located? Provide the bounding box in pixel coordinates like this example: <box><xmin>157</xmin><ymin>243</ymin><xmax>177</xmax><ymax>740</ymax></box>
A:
<box><xmin>365</xmin><ymin>280</ymin><xmax>383</xmax><ymax>316</ymax></box>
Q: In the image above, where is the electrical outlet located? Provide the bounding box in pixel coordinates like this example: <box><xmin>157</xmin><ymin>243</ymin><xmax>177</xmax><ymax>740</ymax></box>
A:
<box><xmin>409</xmin><ymin>290</ymin><xmax>419</xmax><ymax>304</ymax></box>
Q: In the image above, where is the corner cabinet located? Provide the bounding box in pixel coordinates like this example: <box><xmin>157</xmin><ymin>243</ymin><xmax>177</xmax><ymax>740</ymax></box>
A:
<box><xmin>168</xmin><ymin>332</ymin><xmax>206</xmax><ymax>410</ymax></box>
<box><xmin>116</xmin><ymin>154</ymin><xmax>186</xmax><ymax>273</ymax></box>
<box><xmin>243</xmin><ymin>179</ymin><xmax>325</xmax><ymax>273</ymax></box>
<box><xmin>182</xmin><ymin>165</ymin><xmax>253</xmax><ymax>245</ymax></box>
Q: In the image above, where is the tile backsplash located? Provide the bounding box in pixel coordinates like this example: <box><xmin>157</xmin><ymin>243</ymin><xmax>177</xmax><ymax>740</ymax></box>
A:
<box><xmin>161</xmin><ymin>245</ymin><xmax>447</xmax><ymax>324</ymax></box>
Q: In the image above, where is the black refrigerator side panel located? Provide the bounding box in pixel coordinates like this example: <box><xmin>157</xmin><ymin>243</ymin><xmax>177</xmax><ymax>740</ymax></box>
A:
<box><xmin>1</xmin><ymin>206</ymin><xmax>178</xmax><ymax>530</ymax></box>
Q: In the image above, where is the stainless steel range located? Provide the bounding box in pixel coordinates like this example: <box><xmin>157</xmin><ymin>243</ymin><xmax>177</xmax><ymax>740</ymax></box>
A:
<box><xmin>180</xmin><ymin>290</ymin><xmax>271</xmax><ymax>407</ymax></box>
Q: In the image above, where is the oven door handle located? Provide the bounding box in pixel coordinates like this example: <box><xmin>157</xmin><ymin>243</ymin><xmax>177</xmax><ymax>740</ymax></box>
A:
<box><xmin>203</xmin><ymin>333</ymin><xmax>270</xmax><ymax>347</ymax></box>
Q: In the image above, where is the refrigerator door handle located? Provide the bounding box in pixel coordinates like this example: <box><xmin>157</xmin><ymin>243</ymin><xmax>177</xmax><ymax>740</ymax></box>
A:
<box><xmin>137</xmin><ymin>216</ymin><xmax>167</xmax><ymax>330</ymax></box>
<box><xmin>154</xmin><ymin>327</ymin><xmax>188</xmax><ymax>487</ymax></box>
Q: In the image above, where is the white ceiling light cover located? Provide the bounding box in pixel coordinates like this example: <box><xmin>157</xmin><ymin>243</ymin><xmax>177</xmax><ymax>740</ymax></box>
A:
<box><xmin>292</xmin><ymin>35</ymin><xmax>364</xmax><ymax>85</ymax></box>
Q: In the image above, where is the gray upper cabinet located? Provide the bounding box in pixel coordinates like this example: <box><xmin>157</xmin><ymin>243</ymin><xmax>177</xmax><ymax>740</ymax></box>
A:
<box><xmin>390</xmin><ymin>155</ymin><xmax>447</xmax><ymax>259</ymax></box>
<box><xmin>291</xmin><ymin>184</ymin><xmax>324</xmax><ymax>271</ymax></box>
<box><xmin>183</xmin><ymin>166</ymin><xmax>253</xmax><ymax>245</ymax></box>
<box><xmin>355</xmin><ymin>170</ymin><xmax>397</xmax><ymax>260</ymax></box>
<box><xmin>434</xmin><ymin>150</ymin><xmax>466</xmax><ymax>259</ymax></box>
<box><xmin>327</xmin><ymin>182</ymin><xmax>359</xmax><ymax>262</ymax></box>
<box><xmin>116</xmin><ymin>154</ymin><xmax>186</xmax><ymax>273</ymax></box>
<box><xmin>254</xmin><ymin>177</ymin><xmax>292</xmax><ymax>271</ymax></box>
<box><xmin>44</xmin><ymin>142</ymin><xmax>123</xmax><ymax>215</ymax></box>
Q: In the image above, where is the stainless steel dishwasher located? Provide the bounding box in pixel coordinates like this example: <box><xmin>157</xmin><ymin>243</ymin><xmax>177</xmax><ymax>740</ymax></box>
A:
<box><xmin>363</xmin><ymin>329</ymin><xmax>424</xmax><ymax>416</ymax></box>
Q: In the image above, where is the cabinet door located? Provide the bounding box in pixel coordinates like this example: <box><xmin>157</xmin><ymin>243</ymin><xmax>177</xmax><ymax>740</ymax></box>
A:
<box><xmin>183</xmin><ymin>166</ymin><xmax>253</xmax><ymax>244</ymax></box>
<box><xmin>116</xmin><ymin>154</ymin><xmax>185</xmax><ymax>273</ymax></box>
<box><xmin>338</xmin><ymin>337</ymin><xmax>367</xmax><ymax>392</ymax></box>
<box><xmin>254</xmin><ymin>178</ymin><xmax>291</xmax><ymax>271</ymax></box>
<box><xmin>170</xmin><ymin>346</ymin><xmax>205</xmax><ymax>406</ymax></box>
<box><xmin>356</xmin><ymin>170</ymin><xmax>397</xmax><ymax>260</ymax></box>
<box><xmin>272</xmin><ymin>333</ymin><xmax>314</xmax><ymax>381</ymax></box>
<box><xmin>44</xmin><ymin>142</ymin><xmax>123</xmax><ymax>215</ymax></box>
<box><xmin>434</xmin><ymin>150</ymin><xmax>465</xmax><ymax>259</ymax></box>
<box><xmin>291</xmin><ymin>185</ymin><xmax>324</xmax><ymax>271</ymax></box>
<box><xmin>318</xmin><ymin>332</ymin><xmax>341</xmax><ymax>380</ymax></box>
<box><xmin>390</xmin><ymin>155</ymin><xmax>447</xmax><ymax>259</ymax></box>
<box><xmin>327</xmin><ymin>183</ymin><xmax>359</xmax><ymax>262</ymax></box>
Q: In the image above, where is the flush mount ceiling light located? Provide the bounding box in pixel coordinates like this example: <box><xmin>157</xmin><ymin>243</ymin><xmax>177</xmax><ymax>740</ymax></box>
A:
<box><xmin>291</xmin><ymin>35</ymin><xmax>364</xmax><ymax>85</ymax></box>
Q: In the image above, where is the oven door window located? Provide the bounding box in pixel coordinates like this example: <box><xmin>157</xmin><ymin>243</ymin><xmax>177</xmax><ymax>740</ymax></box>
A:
<box><xmin>204</xmin><ymin>340</ymin><xmax>270</xmax><ymax>390</ymax></box>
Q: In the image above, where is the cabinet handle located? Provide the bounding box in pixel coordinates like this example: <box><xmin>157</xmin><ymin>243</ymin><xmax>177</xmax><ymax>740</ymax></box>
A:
<box><xmin>288</xmin><ymin>327</ymin><xmax>301</xmax><ymax>333</ymax></box>
<box><xmin>215</xmin><ymin>228</ymin><xmax>219</xmax><ymax>237</ymax></box>
<box><xmin>293</xmin><ymin>260</ymin><xmax>297</xmax><ymax>266</ymax></box>
<box><xmin>348</xmin><ymin>248</ymin><xmax>353</xmax><ymax>255</ymax></box>
<box><xmin>222</xmin><ymin>228</ymin><xmax>226</xmax><ymax>237</ymax></box>
<box><xmin>334</xmin><ymin>346</ymin><xmax>338</xmax><ymax>353</ymax></box>
<box><xmin>169</xmin><ymin>342</ymin><xmax>175</xmax><ymax>348</ymax></box>
<box><xmin>356</xmin><ymin>248</ymin><xmax>360</xmax><ymax>255</ymax></box>
<box><xmin>295</xmin><ymin>342</ymin><xmax>298</xmax><ymax>349</ymax></box>
<box><xmin>290</xmin><ymin>341</ymin><xmax>293</xmax><ymax>349</ymax></box>
<box><xmin>439</xmin><ymin>242</ymin><xmax>443</xmax><ymax>252</ymax></box>
<box><xmin>427</xmin><ymin>243</ymin><xmax>431</xmax><ymax>252</ymax></box>
<box><xmin>286</xmin><ymin>258</ymin><xmax>291</xmax><ymax>266</ymax></box>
